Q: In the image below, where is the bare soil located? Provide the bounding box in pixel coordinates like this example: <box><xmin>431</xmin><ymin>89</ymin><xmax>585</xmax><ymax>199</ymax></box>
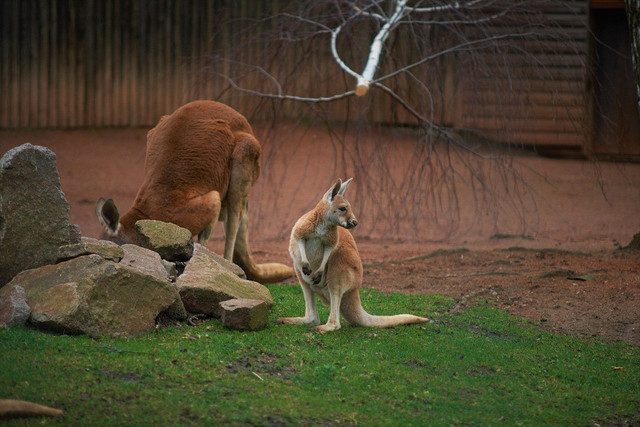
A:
<box><xmin>1</xmin><ymin>127</ymin><xmax>638</xmax><ymax>345</ymax></box>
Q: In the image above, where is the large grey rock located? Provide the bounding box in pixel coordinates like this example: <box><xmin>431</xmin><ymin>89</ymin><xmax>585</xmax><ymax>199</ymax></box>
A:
<box><xmin>69</xmin><ymin>224</ymin><xmax>82</xmax><ymax>244</ymax></box>
<box><xmin>0</xmin><ymin>285</ymin><xmax>31</xmax><ymax>327</ymax></box>
<box><xmin>135</xmin><ymin>220</ymin><xmax>194</xmax><ymax>262</ymax></box>
<box><xmin>0</xmin><ymin>144</ymin><xmax>71</xmax><ymax>286</ymax></box>
<box><xmin>220</xmin><ymin>299</ymin><xmax>269</xmax><ymax>331</ymax></box>
<box><xmin>176</xmin><ymin>245</ymin><xmax>273</xmax><ymax>317</ymax></box>
<box><xmin>3</xmin><ymin>254</ymin><xmax>183</xmax><ymax>337</ymax></box>
<box><xmin>119</xmin><ymin>244</ymin><xmax>187</xmax><ymax>320</ymax></box>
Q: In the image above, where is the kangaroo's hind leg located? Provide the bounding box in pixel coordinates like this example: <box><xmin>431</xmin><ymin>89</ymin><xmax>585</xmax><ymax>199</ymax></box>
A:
<box><xmin>315</xmin><ymin>281</ymin><xmax>345</xmax><ymax>334</ymax></box>
<box><xmin>277</xmin><ymin>269</ymin><xmax>321</xmax><ymax>326</ymax></box>
<box><xmin>222</xmin><ymin>132</ymin><xmax>261</xmax><ymax>260</ymax></box>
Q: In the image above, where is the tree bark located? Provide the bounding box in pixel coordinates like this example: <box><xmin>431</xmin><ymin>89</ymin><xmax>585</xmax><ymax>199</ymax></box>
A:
<box><xmin>626</xmin><ymin>0</ymin><xmax>640</xmax><ymax>113</ymax></box>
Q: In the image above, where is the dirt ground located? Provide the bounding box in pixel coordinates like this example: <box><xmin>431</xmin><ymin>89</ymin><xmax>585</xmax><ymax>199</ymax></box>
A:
<box><xmin>1</xmin><ymin>127</ymin><xmax>639</xmax><ymax>345</ymax></box>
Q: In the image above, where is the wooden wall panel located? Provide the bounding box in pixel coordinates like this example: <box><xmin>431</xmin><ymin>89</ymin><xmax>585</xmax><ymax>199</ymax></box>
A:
<box><xmin>457</xmin><ymin>0</ymin><xmax>590</xmax><ymax>148</ymax></box>
<box><xmin>0</xmin><ymin>0</ymin><xmax>593</xmax><ymax>153</ymax></box>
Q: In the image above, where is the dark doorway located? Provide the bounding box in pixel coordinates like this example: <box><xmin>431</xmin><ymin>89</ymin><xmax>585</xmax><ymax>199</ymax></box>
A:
<box><xmin>591</xmin><ymin>7</ymin><xmax>640</xmax><ymax>159</ymax></box>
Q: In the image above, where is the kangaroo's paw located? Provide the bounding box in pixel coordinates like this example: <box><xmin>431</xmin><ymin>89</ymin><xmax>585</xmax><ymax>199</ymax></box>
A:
<box><xmin>301</xmin><ymin>262</ymin><xmax>312</xmax><ymax>276</ymax></box>
<box><xmin>311</xmin><ymin>270</ymin><xmax>323</xmax><ymax>285</ymax></box>
<box><xmin>315</xmin><ymin>322</ymin><xmax>340</xmax><ymax>334</ymax></box>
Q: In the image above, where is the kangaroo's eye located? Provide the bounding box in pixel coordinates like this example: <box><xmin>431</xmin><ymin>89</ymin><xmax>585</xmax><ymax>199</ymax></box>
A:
<box><xmin>339</xmin><ymin>207</ymin><xmax>347</xmax><ymax>212</ymax></box>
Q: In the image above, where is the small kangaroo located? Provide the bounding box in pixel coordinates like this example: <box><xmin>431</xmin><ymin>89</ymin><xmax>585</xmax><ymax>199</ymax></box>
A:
<box><xmin>279</xmin><ymin>178</ymin><xmax>429</xmax><ymax>333</ymax></box>
<box><xmin>95</xmin><ymin>100</ymin><xmax>293</xmax><ymax>283</ymax></box>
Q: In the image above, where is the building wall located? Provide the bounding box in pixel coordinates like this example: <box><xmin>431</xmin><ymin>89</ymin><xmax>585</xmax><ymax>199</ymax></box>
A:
<box><xmin>457</xmin><ymin>1</ymin><xmax>591</xmax><ymax>149</ymax></box>
<box><xmin>1</xmin><ymin>0</ymin><xmax>244</xmax><ymax>127</ymax></box>
<box><xmin>4</xmin><ymin>0</ymin><xmax>626</xmax><ymax>157</ymax></box>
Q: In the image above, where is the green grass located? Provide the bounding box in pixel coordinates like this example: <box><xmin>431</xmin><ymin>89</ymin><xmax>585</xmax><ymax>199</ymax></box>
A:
<box><xmin>1</xmin><ymin>285</ymin><xmax>638</xmax><ymax>426</ymax></box>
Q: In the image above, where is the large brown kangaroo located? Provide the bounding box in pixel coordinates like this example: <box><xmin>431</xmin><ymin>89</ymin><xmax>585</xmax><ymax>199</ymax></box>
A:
<box><xmin>95</xmin><ymin>100</ymin><xmax>293</xmax><ymax>283</ymax></box>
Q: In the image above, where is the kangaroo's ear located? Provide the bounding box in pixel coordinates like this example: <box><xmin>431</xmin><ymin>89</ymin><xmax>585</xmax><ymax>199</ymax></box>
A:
<box><xmin>338</xmin><ymin>177</ymin><xmax>353</xmax><ymax>196</ymax></box>
<box><xmin>96</xmin><ymin>198</ymin><xmax>120</xmax><ymax>236</ymax></box>
<box><xmin>326</xmin><ymin>179</ymin><xmax>342</xmax><ymax>201</ymax></box>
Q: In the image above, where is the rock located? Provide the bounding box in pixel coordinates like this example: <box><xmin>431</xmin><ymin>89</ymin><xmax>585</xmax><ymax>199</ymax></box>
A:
<box><xmin>161</xmin><ymin>259</ymin><xmax>179</xmax><ymax>278</ymax></box>
<box><xmin>119</xmin><ymin>244</ymin><xmax>188</xmax><ymax>321</ymax></box>
<box><xmin>624</xmin><ymin>231</ymin><xmax>640</xmax><ymax>250</ymax></box>
<box><xmin>135</xmin><ymin>220</ymin><xmax>194</xmax><ymax>262</ymax></box>
<box><xmin>159</xmin><ymin>296</ymin><xmax>188</xmax><ymax>321</ymax></box>
<box><xmin>176</xmin><ymin>246</ymin><xmax>273</xmax><ymax>317</ymax></box>
<box><xmin>3</xmin><ymin>254</ymin><xmax>183</xmax><ymax>337</ymax></box>
<box><xmin>30</xmin><ymin>282</ymin><xmax>84</xmax><ymax>334</ymax></box>
<box><xmin>220</xmin><ymin>298</ymin><xmax>269</xmax><ymax>331</ymax></box>
<box><xmin>194</xmin><ymin>244</ymin><xmax>246</xmax><ymax>279</ymax></box>
<box><xmin>81</xmin><ymin>262</ymin><xmax>182</xmax><ymax>336</ymax></box>
<box><xmin>119</xmin><ymin>244</ymin><xmax>168</xmax><ymax>281</ymax></box>
<box><xmin>0</xmin><ymin>285</ymin><xmax>31</xmax><ymax>327</ymax></box>
<box><xmin>69</xmin><ymin>224</ymin><xmax>82</xmax><ymax>244</ymax></box>
<box><xmin>57</xmin><ymin>240</ymin><xmax>125</xmax><ymax>263</ymax></box>
<box><xmin>0</xmin><ymin>144</ymin><xmax>71</xmax><ymax>286</ymax></box>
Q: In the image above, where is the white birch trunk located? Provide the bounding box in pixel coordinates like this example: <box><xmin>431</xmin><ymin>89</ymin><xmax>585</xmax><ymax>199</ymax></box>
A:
<box><xmin>355</xmin><ymin>0</ymin><xmax>408</xmax><ymax>96</ymax></box>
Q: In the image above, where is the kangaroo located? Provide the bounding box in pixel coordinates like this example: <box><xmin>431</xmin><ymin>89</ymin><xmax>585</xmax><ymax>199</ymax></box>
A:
<box><xmin>279</xmin><ymin>178</ymin><xmax>429</xmax><ymax>333</ymax></box>
<box><xmin>95</xmin><ymin>100</ymin><xmax>293</xmax><ymax>283</ymax></box>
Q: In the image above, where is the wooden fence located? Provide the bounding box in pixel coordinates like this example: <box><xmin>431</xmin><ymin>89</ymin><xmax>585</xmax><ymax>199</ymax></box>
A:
<box><xmin>1</xmin><ymin>0</ymin><xmax>594</xmax><ymax>151</ymax></box>
<box><xmin>1</xmin><ymin>0</ymin><xmax>240</xmax><ymax>127</ymax></box>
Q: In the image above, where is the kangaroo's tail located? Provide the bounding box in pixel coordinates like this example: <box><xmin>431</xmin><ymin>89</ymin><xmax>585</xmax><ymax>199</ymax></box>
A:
<box><xmin>340</xmin><ymin>290</ymin><xmax>429</xmax><ymax>328</ymax></box>
<box><xmin>232</xmin><ymin>215</ymin><xmax>294</xmax><ymax>284</ymax></box>
<box><xmin>237</xmin><ymin>259</ymin><xmax>295</xmax><ymax>284</ymax></box>
<box><xmin>0</xmin><ymin>399</ymin><xmax>64</xmax><ymax>418</ymax></box>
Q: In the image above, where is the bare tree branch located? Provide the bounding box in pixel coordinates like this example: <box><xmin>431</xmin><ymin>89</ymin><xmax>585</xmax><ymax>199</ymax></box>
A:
<box><xmin>355</xmin><ymin>0</ymin><xmax>408</xmax><ymax>95</ymax></box>
<box><xmin>200</xmin><ymin>0</ymin><xmax>587</xmax><ymax>242</ymax></box>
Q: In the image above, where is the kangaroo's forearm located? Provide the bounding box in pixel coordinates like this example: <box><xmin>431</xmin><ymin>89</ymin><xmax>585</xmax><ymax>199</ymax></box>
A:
<box><xmin>317</xmin><ymin>245</ymin><xmax>332</xmax><ymax>272</ymax></box>
<box><xmin>296</xmin><ymin>238</ymin><xmax>309</xmax><ymax>264</ymax></box>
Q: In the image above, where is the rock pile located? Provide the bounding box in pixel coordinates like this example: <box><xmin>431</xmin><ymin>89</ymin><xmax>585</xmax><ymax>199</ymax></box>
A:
<box><xmin>0</xmin><ymin>144</ymin><xmax>274</xmax><ymax>336</ymax></box>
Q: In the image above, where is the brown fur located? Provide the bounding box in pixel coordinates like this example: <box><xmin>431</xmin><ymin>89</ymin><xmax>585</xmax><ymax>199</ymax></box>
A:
<box><xmin>96</xmin><ymin>100</ymin><xmax>293</xmax><ymax>283</ymax></box>
<box><xmin>279</xmin><ymin>178</ymin><xmax>429</xmax><ymax>333</ymax></box>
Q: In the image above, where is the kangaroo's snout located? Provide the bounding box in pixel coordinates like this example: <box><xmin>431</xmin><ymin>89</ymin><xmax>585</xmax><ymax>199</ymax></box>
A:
<box><xmin>346</xmin><ymin>218</ymin><xmax>358</xmax><ymax>229</ymax></box>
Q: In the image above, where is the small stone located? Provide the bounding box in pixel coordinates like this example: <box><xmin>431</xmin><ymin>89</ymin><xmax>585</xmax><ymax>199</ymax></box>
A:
<box><xmin>161</xmin><ymin>260</ymin><xmax>179</xmax><ymax>278</ymax></box>
<box><xmin>624</xmin><ymin>231</ymin><xmax>640</xmax><ymax>250</ymax></box>
<box><xmin>0</xmin><ymin>285</ymin><xmax>31</xmax><ymax>327</ymax></box>
<box><xmin>220</xmin><ymin>298</ymin><xmax>269</xmax><ymax>331</ymax></box>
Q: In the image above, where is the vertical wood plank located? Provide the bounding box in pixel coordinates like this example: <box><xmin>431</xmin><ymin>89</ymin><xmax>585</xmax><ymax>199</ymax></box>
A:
<box><xmin>0</xmin><ymin>1</ymin><xmax>11</xmax><ymax>127</ymax></box>
<box><xmin>73</xmin><ymin>0</ymin><xmax>83</xmax><ymax>127</ymax></box>
<box><xmin>0</xmin><ymin>0</ymin><xmax>592</xmax><ymax>147</ymax></box>
<box><xmin>21</xmin><ymin>0</ymin><xmax>30</xmax><ymax>126</ymax></box>
<box><xmin>49</xmin><ymin>0</ymin><xmax>58</xmax><ymax>126</ymax></box>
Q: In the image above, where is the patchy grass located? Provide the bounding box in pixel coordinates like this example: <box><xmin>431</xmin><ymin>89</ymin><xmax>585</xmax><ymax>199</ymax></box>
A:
<box><xmin>1</xmin><ymin>285</ymin><xmax>638</xmax><ymax>426</ymax></box>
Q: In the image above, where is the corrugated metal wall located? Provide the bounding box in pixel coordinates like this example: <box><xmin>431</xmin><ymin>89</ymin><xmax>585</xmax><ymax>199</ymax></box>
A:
<box><xmin>1</xmin><ymin>0</ymin><xmax>592</xmax><ymax>151</ymax></box>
